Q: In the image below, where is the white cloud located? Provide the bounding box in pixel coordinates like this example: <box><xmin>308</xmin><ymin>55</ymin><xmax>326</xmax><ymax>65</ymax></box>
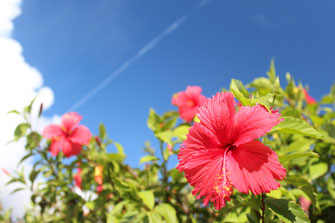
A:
<box><xmin>0</xmin><ymin>0</ymin><xmax>55</xmax><ymax>219</ymax></box>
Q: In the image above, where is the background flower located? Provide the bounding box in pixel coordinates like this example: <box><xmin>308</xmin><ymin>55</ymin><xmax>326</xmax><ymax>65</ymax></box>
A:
<box><xmin>42</xmin><ymin>112</ymin><xmax>91</xmax><ymax>157</ymax></box>
<box><xmin>172</xmin><ymin>86</ymin><xmax>207</xmax><ymax>122</ymax></box>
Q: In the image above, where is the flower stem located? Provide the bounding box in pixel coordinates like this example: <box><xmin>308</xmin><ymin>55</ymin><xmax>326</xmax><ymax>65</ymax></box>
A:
<box><xmin>261</xmin><ymin>193</ymin><xmax>266</xmax><ymax>223</ymax></box>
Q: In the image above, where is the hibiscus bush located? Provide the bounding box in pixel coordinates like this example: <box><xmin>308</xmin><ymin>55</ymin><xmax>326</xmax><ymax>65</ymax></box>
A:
<box><xmin>4</xmin><ymin>61</ymin><xmax>335</xmax><ymax>222</ymax></box>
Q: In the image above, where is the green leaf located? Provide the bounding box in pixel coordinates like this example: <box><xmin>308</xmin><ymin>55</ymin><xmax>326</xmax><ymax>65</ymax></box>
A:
<box><xmin>10</xmin><ymin>187</ymin><xmax>25</xmax><ymax>194</ymax></box>
<box><xmin>107</xmin><ymin>153</ymin><xmax>126</xmax><ymax>162</ymax></box>
<box><xmin>8</xmin><ymin>110</ymin><xmax>20</xmax><ymax>114</ymax></box>
<box><xmin>26</xmin><ymin>132</ymin><xmax>41</xmax><ymax>150</ymax></box>
<box><xmin>270</xmin><ymin>116</ymin><xmax>332</xmax><ymax>142</ymax></box>
<box><xmin>29</xmin><ymin>169</ymin><xmax>40</xmax><ymax>184</ymax></box>
<box><xmin>249</xmin><ymin>77</ymin><xmax>273</xmax><ymax>90</ymax></box>
<box><xmin>148</xmin><ymin>108</ymin><xmax>161</xmax><ymax>132</ymax></box>
<box><xmin>114</xmin><ymin>142</ymin><xmax>125</xmax><ymax>155</ymax></box>
<box><xmin>266</xmin><ymin>199</ymin><xmax>310</xmax><ymax>223</ymax></box>
<box><xmin>285</xmin><ymin>175</ymin><xmax>316</xmax><ymax>205</ymax></box>
<box><xmin>267</xmin><ymin>59</ymin><xmax>276</xmax><ymax>83</ymax></box>
<box><xmin>85</xmin><ymin>201</ymin><xmax>95</xmax><ymax>210</ymax></box>
<box><xmin>173</xmin><ymin>125</ymin><xmax>189</xmax><ymax>140</ymax></box>
<box><xmin>224</xmin><ymin>207</ymin><xmax>249</xmax><ymax>222</ymax></box>
<box><xmin>14</xmin><ymin>123</ymin><xmax>30</xmax><ymax>141</ymax></box>
<box><xmin>99</xmin><ymin>123</ymin><xmax>107</xmax><ymax>139</ymax></box>
<box><xmin>279</xmin><ymin>151</ymin><xmax>318</xmax><ymax>163</ymax></box>
<box><xmin>285</xmin><ymin>139</ymin><xmax>314</xmax><ymax>153</ymax></box>
<box><xmin>18</xmin><ymin>152</ymin><xmax>35</xmax><ymax>166</ymax></box>
<box><xmin>24</xmin><ymin>97</ymin><xmax>37</xmax><ymax>114</ymax></box>
<box><xmin>230</xmin><ymin>79</ymin><xmax>251</xmax><ymax>106</ymax></box>
<box><xmin>249</xmin><ymin>93</ymin><xmax>273</xmax><ymax>111</ymax></box>
<box><xmin>139</xmin><ymin>155</ymin><xmax>158</xmax><ymax>164</ymax></box>
<box><xmin>154</xmin><ymin>203</ymin><xmax>178</xmax><ymax>223</ymax></box>
<box><xmin>309</xmin><ymin>162</ymin><xmax>327</xmax><ymax>180</ymax></box>
<box><xmin>146</xmin><ymin>211</ymin><xmax>163</xmax><ymax>223</ymax></box>
<box><xmin>327</xmin><ymin>177</ymin><xmax>335</xmax><ymax>199</ymax></box>
<box><xmin>156</xmin><ymin>130</ymin><xmax>173</xmax><ymax>144</ymax></box>
<box><xmin>138</xmin><ymin>190</ymin><xmax>155</xmax><ymax>210</ymax></box>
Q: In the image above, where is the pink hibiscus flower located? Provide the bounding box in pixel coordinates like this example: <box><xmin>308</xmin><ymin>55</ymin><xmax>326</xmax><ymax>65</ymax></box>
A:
<box><xmin>177</xmin><ymin>92</ymin><xmax>286</xmax><ymax>210</ymax></box>
<box><xmin>42</xmin><ymin>112</ymin><xmax>92</xmax><ymax>157</ymax></box>
<box><xmin>73</xmin><ymin>167</ymin><xmax>82</xmax><ymax>189</ymax></box>
<box><xmin>172</xmin><ymin>86</ymin><xmax>207</xmax><ymax>122</ymax></box>
<box><xmin>303</xmin><ymin>88</ymin><xmax>316</xmax><ymax>104</ymax></box>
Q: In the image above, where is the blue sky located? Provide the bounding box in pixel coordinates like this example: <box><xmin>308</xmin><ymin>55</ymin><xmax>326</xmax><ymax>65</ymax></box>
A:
<box><xmin>13</xmin><ymin>0</ymin><xmax>335</xmax><ymax>167</ymax></box>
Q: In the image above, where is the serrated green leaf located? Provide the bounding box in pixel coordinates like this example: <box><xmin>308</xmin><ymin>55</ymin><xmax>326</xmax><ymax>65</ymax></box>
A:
<box><xmin>267</xmin><ymin>199</ymin><xmax>310</xmax><ymax>223</ymax></box>
<box><xmin>139</xmin><ymin>155</ymin><xmax>158</xmax><ymax>164</ymax></box>
<box><xmin>138</xmin><ymin>190</ymin><xmax>155</xmax><ymax>210</ymax></box>
<box><xmin>154</xmin><ymin>203</ymin><xmax>178</xmax><ymax>223</ymax></box>
<box><xmin>270</xmin><ymin>116</ymin><xmax>332</xmax><ymax>142</ymax></box>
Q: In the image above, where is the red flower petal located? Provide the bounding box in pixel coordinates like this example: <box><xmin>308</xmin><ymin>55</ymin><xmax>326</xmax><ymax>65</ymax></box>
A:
<box><xmin>70</xmin><ymin>125</ymin><xmax>91</xmax><ymax>145</ymax></box>
<box><xmin>177</xmin><ymin>123</ymin><xmax>232</xmax><ymax>209</ymax></box>
<box><xmin>226</xmin><ymin>141</ymin><xmax>286</xmax><ymax>195</ymax></box>
<box><xmin>303</xmin><ymin>89</ymin><xmax>316</xmax><ymax>104</ymax></box>
<box><xmin>49</xmin><ymin>139</ymin><xmax>62</xmax><ymax>156</ymax></box>
<box><xmin>233</xmin><ymin>105</ymin><xmax>282</xmax><ymax>146</ymax></box>
<box><xmin>73</xmin><ymin>168</ymin><xmax>82</xmax><ymax>189</ymax></box>
<box><xmin>180</xmin><ymin>149</ymin><xmax>232</xmax><ymax>210</ymax></box>
<box><xmin>177</xmin><ymin>122</ymin><xmax>220</xmax><ymax>170</ymax></box>
<box><xmin>197</xmin><ymin>92</ymin><xmax>236</xmax><ymax>145</ymax></box>
<box><xmin>61</xmin><ymin>139</ymin><xmax>73</xmax><ymax>157</ymax></box>
<box><xmin>42</xmin><ymin>124</ymin><xmax>64</xmax><ymax>139</ymax></box>
<box><xmin>70</xmin><ymin>143</ymin><xmax>83</xmax><ymax>157</ymax></box>
<box><xmin>178</xmin><ymin>107</ymin><xmax>197</xmax><ymax>122</ymax></box>
<box><xmin>61</xmin><ymin>112</ymin><xmax>82</xmax><ymax>133</ymax></box>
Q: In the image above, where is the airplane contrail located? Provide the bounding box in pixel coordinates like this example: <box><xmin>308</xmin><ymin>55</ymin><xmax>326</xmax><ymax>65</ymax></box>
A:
<box><xmin>68</xmin><ymin>0</ymin><xmax>212</xmax><ymax>112</ymax></box>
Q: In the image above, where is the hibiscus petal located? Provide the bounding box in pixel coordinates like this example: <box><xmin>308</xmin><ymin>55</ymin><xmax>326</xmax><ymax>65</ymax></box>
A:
<box><xmin>177</xmin><ymin>122</ymin><xmax>221</xmax><ymax>170</ymax></box>
<box><xmin>49</xmin><ymin>140</ymin><xmax>62</xmax><ymax>156</ymax></box>
<box><xmin>179</xmin><ymin>148</ymin><xmax>232</xmax><ymax>210</ymax></box>
<box><xmin>42</xmin><ymin>124</ymin><xmax>64</xmax><ymax>139</ymax></box>
<box><xmin>233</xmin><ymin>104</ymin><xmax>283</xmax><ymax>146</ymax></box>
<box><xmin>70</xmin><ymin>143</ymin><xmax>83</xmax><ymax>156</ymax></box>
<box><xmin>171</xmin><ymin>92</ymin><xmax>187</xmax><ymax>107</ymax></box>
<box><xmin>227</xmin><ymin>141</ymin><xmax>286</xmax><ymax>195</ymax></box>
<box><xmin>70</xmin><ymin>125</ymin><xmax>92</xmax><ymax>145</ymax></box>
<box><xmin>178</xmin><ymin>107</ymin><xmax>197</xmax><ymax>122</ymax></box>
<box><xmin>61</xmin><ymin>112</ymin><xmax>82</xmax><ymax>133</ymax></box>
<box><xmin>61</xmin><ymin>139</ymin><xmax>73</xmax><ymax>157</ymax></box>
<box><xmin>197</xmin><ymin>92</ymin><xmax>236</xmax><ymax>145</ymax></box>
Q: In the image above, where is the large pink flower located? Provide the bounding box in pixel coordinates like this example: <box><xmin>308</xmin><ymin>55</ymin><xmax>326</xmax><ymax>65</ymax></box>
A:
<box><xmin>42</xmin><ymin>112</ymin><xmax>91</xmax><ymax>157</ymax></box>
<box><xmin>177</xmin><ymin>92</ymin><xmax>286</xmax><ymax>210</ymax></box>
<box><xmin>172</xmin><ymin>86</ymin><xmax>207</xmax><ymax>122</ymax></box>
